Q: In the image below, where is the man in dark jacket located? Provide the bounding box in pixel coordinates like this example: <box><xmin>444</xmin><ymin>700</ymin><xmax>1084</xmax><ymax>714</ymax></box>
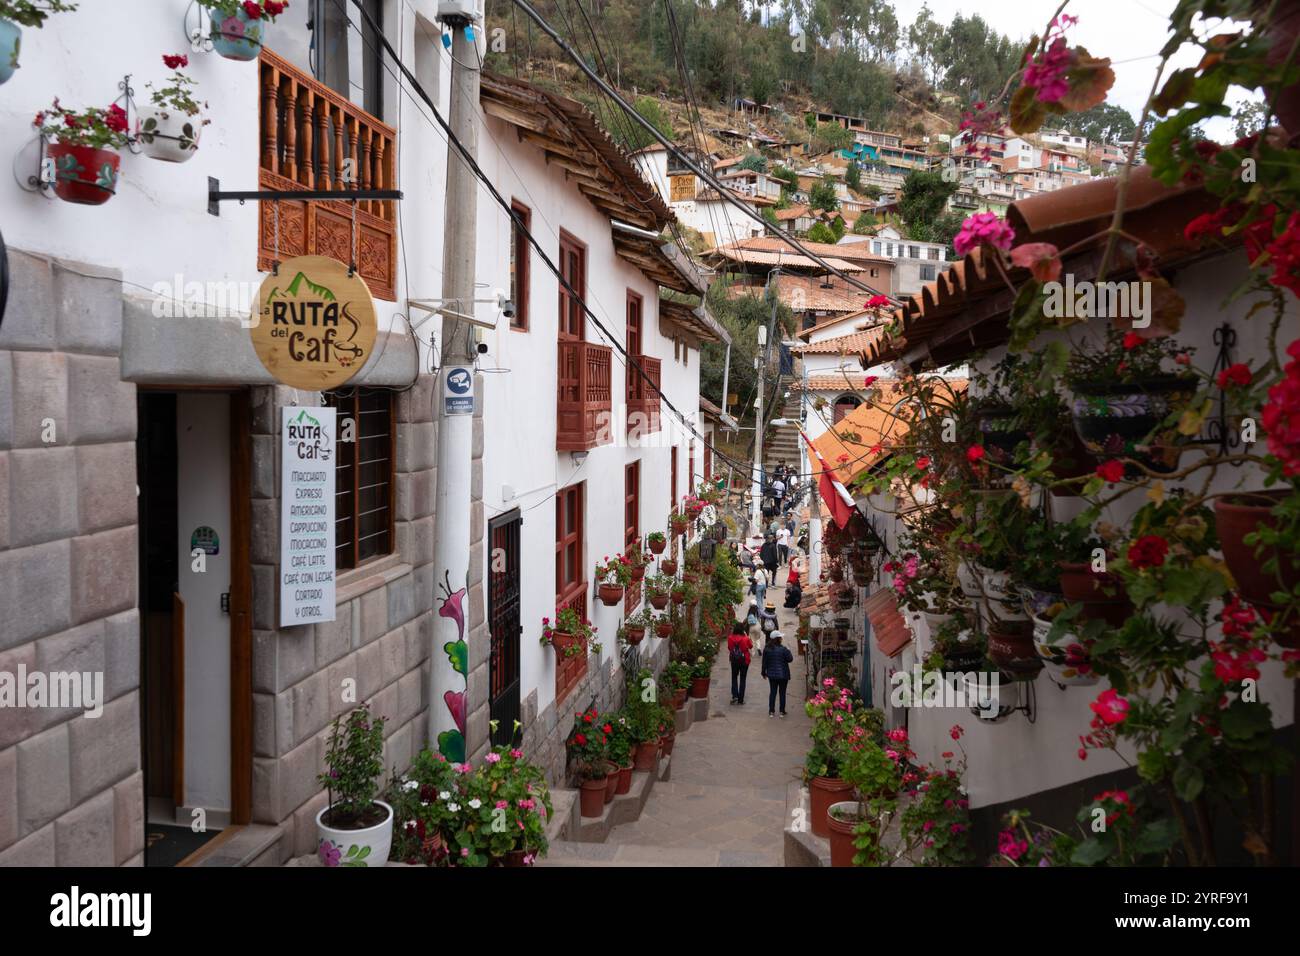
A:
<box><xmin>759</xmin><ymin>534</ymin><xmax>781</xmax><ymax>582</ymax></box>
<box><xmin>760</xmin><ymin>632</ymin><xmax>794</xmax><ymax>717</ymax></box>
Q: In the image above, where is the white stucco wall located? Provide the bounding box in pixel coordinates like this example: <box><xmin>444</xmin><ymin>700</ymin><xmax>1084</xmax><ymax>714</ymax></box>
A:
<box><xmin>473</xmin><ymin>114</ymin><xmax>702</xmax><ymax>720</ymax></box>
<box><xmin>0</xmin><ymin>0</ymin><xmax>448</xmax><ymax>345</ymax></box>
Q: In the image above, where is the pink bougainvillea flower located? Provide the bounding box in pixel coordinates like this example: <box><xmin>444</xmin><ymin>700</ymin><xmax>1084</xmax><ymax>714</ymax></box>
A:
<box><xmin>1090</xmin><ymin>688</ymin><xmax>1130</xmax><ymax>726</ymax></box>
<box><xmin>1009</xmin><ymin>242</ymin><xmax>1061</xmax><ymax>282</ymax></box>
<box><xmin>1022</xmin><ymin>37</ymin><xmax>1074</xmax><ymax>103</ymax></box>
<box><xmin>866</xmin><ymin>294</ymin><xmax>891</xmax><ymax>308</ymax></box>
<box><xmin>953</xmin><ymin>212</ymin><xmax>1016</xmax><ymax>258</ymax></box>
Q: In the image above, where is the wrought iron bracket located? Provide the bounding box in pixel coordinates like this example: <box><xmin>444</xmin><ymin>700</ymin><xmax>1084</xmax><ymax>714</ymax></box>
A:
<box><xmin>1190</xmin><ymin>322</ymin><xmax>1244</xmax><ymax>464</ymax></box>
<box><xmin>206</xmin><ymin>176</ymin><xmax>404</xmax><ymax>216</ymax></box>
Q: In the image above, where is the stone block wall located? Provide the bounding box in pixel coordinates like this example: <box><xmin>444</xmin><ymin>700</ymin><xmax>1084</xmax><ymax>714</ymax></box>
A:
<box><xmin>249</xmin><ymin>371</ymin><xmax>443</xmax><ymax>861</ymax></box>
<box><xmin>0</xmin><ymin>250</ymin><xmax>144</xmax><ymax>866</ymax></box>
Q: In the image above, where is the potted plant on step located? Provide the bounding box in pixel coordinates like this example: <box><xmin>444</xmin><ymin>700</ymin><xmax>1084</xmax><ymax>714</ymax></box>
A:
<box><xmin>0</xmin><ymin>1</ymin><xmax>77</xmax><ymax>85</ymax></box>
<box><xmin>827</xmin><ymin>731</ymin><xmax>907</xmax><ymax>867</ymax></box>
<box><xmin>664</xmin><ymin>660</ymin><xmax>692</xmax><ymax>709</ymax></box>
<box><xmin>34</xmin><ymin>99</ymin><xmax>129</xmax><ymax>205</ymax></box>
<box><xmin>688</xmin><ymin>655</ymin><xmax>712</xmax><ymax>698</ymax></box>
<box><xmin>567</xmin><ymin>708</ymin><xmax>611</xmax><ymax>818</ymax></box>
<box><xmin>804</xmin><ymin>679</ymin><xmax>882</xmax><ymax>838</ymax></box>
<box><xmin>199</xmin><ymin>0</ymin><xmax>290</xmax><ymax>62</ymax></box>
<box><xmin>595</xmin><ymin>553</ymin><xmax>631</xmax><ymax>606</ymax></box>
<box><xmin>139</xmin><ymin>54</ymin><xmax>209</xmax><ymax>163</ymax></box>
<box><xmin>315</xmin><ymin>704</ymin><xmax>392</xmax><ymax>867</ymax></box>
<box><xmin>608</xmin><ymin>717</ymin><xmax>634</xmax><ymax>795</ymax></box>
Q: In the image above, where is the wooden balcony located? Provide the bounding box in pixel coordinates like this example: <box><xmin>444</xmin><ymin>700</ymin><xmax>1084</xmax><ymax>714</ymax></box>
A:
<box><xmin>626</xmin><ymin>354</ymin><xmax>661</xmax><ymax>437</ymax></box>
<box><xmin>557</xmin><ymin>340</ymin><xmax>613</xmax><ymax>452</ymax></box>
<box><xmin>257</xmin><ymin>49</ymin><xmax>397</xmax><ymax>301</ymax></box>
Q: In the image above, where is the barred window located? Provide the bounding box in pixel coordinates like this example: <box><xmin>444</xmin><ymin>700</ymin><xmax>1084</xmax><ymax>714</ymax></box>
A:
<box><xmin>325</xmin><ymin>388</ymin><xmax>395</xmax><ymax>571</ymax></box>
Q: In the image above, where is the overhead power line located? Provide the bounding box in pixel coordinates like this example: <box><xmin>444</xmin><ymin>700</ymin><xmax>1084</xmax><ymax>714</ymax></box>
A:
<box><xmin>507</xmin><ymin>0</ymin><xmax>898</xmax><ymax>305</ymax></box>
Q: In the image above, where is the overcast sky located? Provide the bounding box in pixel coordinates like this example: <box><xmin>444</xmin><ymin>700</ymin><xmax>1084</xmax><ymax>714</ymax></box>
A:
<box><xmin>887</xmin><ymin>0</ymin><xmax>1258</xmax><ymax>140</ymax></box>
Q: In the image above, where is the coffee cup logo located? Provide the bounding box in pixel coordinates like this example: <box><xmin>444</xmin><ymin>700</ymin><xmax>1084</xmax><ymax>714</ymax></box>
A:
<box><xmin>251</xmin><ymin>255</ymin><xmax>378</xmax><ymax>390</ymax></box>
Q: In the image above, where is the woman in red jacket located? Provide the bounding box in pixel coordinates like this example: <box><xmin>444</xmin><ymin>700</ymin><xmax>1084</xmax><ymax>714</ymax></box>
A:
<box><xmin>727</xmin><ymin>621</ymin><xmax>754</xmax><ymax>705</ymax></box>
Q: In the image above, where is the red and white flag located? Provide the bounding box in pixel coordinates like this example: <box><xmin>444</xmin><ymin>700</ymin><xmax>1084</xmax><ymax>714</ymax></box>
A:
<box><xmin>800</xmin><ymin>429</ymin><xmax>855</xmax><ymax>529</ymax></box>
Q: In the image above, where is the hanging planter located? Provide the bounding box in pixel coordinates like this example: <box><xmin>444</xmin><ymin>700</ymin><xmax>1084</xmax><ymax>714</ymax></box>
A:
<box><xmin>660</xmin><ymin>558</ymin><xmax>678</xmax><ymax>576</ymax></box>
<box><xmin>1033</xmin><ymin>614</ymin><xmax>1098</xmax><ymax>687</ymax></box>
<box><xmin>655</xmin><ymin>620</ymin><xmax>673</xmax><ymax>638</ymax></box>
<box><xmin>649</xmin><ymin>592</ymin><xmax>668</xmax><ymax>611</ymax></box>
<box><xmin>647</xmin><ymin>532</ymin><xmax>667</xmax><ymax>554</ymax></box>
<box><xmin>35</xmin><ymin>99</ymin><xmax>130</xmax><ymax>206</ymax></box>
<box><xmin>201</xmin><ymin>0</ymin><xmax>289</xmax><ymax>62</ymax></box>
<box><xmin>1068</xmin><ymin>376</ymin><xmax>1196</xmax><ymax>474</ymax></box>
<box><xmin>597</xmin><ymin>583</ymin><xmax>624</xmax><ymax>606</ymax></box>
<box><xmin>986</xmin><ymin>619</ymin><xmax>1041</xmax><ymax>680</ymax></box>
<box><xmin>0</xmin><ymin>18</ymin><xmax>19</xmax><ymax>86</ymax></box>
<box><xmin>138</xmin><ymin>55</ymin><xmax>209</xmax><ymax>163</ymax></box>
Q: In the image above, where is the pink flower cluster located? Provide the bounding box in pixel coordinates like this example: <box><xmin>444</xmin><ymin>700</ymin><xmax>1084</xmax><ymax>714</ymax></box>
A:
<box><xmin>1210</xmin><ymin>596</ymin><xmax>1269</xmax><ymax>684</ymax></box>
<box><xmin>1022</xmin><ymin>14</ymin><xmax>1079</xmax><ymax>104</ymax></box>
<box><xmin>997</xmin><ymin>830</ymin><xmax>1029</xmax><ymax>860</ymax></box>
<box><xmin>953</xmin><ymin>212</ymin><xmax>1016</xmax><ymax>258</ymax></box>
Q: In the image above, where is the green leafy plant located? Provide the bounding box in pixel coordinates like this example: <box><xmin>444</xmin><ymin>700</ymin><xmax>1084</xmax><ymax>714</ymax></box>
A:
<box><xmin>0</xmin><ymin>0</ymin><xmax>76</xmax><ymax>27</ymax></box>
<box><xmin>34</xmin><ymin>98</ymin><xmax>130</xmax><ymax>150</ymax></box>
<box><xmin>540</xmin><ymin>606</ymin><xmax>599</xmax><ymax>656</ymax></box>
<box><xmin>318</xmin><ymin>703</ymin><xmax>386</xmax><ymax>827</ymax></box>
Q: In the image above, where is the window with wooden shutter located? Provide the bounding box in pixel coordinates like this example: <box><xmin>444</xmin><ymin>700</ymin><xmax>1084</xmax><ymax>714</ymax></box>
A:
<box><xmin>509</xmin><ymin>201</ymin><xmax>531</xmax><ymax>331</ymax></box>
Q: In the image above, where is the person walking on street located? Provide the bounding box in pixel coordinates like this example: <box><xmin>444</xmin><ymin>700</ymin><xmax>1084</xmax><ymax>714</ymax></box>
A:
<box><xmin>751</xmin><ymin>565</ymin><xmax>769</xmax><ymax>609</ymax></box>
<box><xmin>727</xmin><ymin>621</ymin><xmax>753</xmax><ymax>705</ymax></box>
<box><xmin>776</xmin><ymin>524</ymin><xmax>791</xmax><ymax>566</ymax></box>
<box><xmin>759</xmin><ymin>534</ymin><xmax>781</xmax><ymax>583</ymax></box>
<box><xmin>761</xmin><ymin>631</ymin><xmax>794</xmax><ymax>717</ymax></box>
<box><xmin>758</xmin><ymin>600</ymin><xmax>778</xmax><ymax>642</ymax></box>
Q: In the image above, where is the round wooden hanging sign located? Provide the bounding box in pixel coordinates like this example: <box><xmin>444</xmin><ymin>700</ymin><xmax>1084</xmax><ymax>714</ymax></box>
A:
<box><xmin>251</xmin><ymin>255</ymin><xmax>378</xmax><ymax>390</ymax></box>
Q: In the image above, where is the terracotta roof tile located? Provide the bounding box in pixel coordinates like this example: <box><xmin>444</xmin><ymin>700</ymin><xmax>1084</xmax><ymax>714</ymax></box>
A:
<box><xmin>864</xmin><ymin>589</ymin><xmax>911</xmax><ymax>658</ymax></box>
<box><xmin>730</xmin><ymin>236</ymin><xmax>893</xmax><ymax>265</ymax></box>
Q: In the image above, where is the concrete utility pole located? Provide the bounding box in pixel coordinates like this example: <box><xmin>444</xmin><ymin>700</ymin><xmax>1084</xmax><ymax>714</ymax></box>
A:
<box><xmin>429</xmin><ymin>6</ymin><xmax>481</xmax><ymax>758</ymax></box>
<box><xmin>750</xmin><ymin>323</ymin><xmax>766</xmax><ymax>536</ymax></box>
<box><xmin>804</xmin><ymin>364</ymin><xmax>822</xmax><ymax>582</ymax></box>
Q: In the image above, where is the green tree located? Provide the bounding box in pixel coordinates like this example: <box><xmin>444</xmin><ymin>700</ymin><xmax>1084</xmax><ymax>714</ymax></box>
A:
<box><xmin>737</xmin><ymin>153</ymin><xmax>768</xmax><ymax>173</ymax></box>
<box><xmin>852</xmin><ymin>213</ymin><xmax>878</xmax><ymax>234</ymax></box>
<box><xmin>845</xmin><ymin>159</ymin><xmax>862</xmax><ymax>191</ymax></box>
<box><xmin>809</xmin><ymin>176</ymin><xmax>840</xmax><ymax>212</ymax></box>
<box><xmin>898</xmin><ymin>169</ymin><xmax>956</xmax><ymax>237</ymax></box>
<box><xmin>611</xmin><ymin>95</ymin><xmax>675</xmax><ymax>152</ymax></box>
<box><xmin>806</xmin><ymin>221</ymin><xmax>838</xmax><ymax>243</ymax></box>
<box><xmin>1065</xmin><ymin>101</ymin><xmax>1138</xmax><ymax>144</ymax></box>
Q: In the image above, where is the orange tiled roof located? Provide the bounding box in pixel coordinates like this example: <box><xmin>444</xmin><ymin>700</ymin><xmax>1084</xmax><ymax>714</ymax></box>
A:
<box><xmin>865</xmin><ymin>589</ymin><xmax>912</xmax><ymax>658</ymax></box>
<box><xmin>790</xmin><ymin>327</ymin><xmax>888</xmax><ymax>356</ymax></box>
<box><xmin>730</xmin><ymin>235</ymin><xmax>893</xmax><ymax>265</ymax></box>
<box><xmin>711</xmin><ymin>247</ymin><xmax>866</xmax><ymax>272</ymax></box>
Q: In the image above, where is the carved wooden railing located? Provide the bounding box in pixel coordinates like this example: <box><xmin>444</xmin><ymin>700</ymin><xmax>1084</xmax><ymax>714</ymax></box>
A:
<box><xmin>557</xmin><ymin>340</ymin><xmax>613</xmax><ymax>451</ymax></box>
<box><xmin>258</xmin><ymin>49</ymin><xmax>397</xmax><ymax>301</ymax></box>
<box><xmin>626</xmin><ymin>354</ymin><xmax>661</xmax><ymax>436</ymax></box>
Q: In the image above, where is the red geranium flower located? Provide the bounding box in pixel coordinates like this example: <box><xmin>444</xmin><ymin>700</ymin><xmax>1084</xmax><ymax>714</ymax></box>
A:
<box><xmin>1095</xmin><ymin>459</ymin><xmax>1125</xmax><ymax>483</ymax></box>
<box><xmin>1122</xmin><ymin>331</ymin><xmax>1142</xmax><ymax>350</ymax></box>
<box><xmin>574</xmin><ymin>732</ymin><xmax>587</xmax><ymax>745</ymax></box>
<box><xmin>1127</xmin><ymin>534</ymin><xmax>1169</xmax><ymax>569</ymax></box>
<box><xmin>1216</xmin><ymin>363</ymin><xmax>1251</xmax><ymax>389</ymax></box>
<box><xmin>162</xmin><ymin>53</ymin><xmax>189</xmax><ymax>70</ymax></box>
<box><xmin>1090</xmin><ymin>688</ymin><xmax>1129</xmax><ymax>726</ymax></box>
<box><xmin>265</xmin><ymin>0</ymin><xmax>287</xmax><ymax>15</ymax></box>
<box><xmin>105</xmin><ymin>104</ymin><xmax>129</xmax><ymax>134</ymax></box>
<box><xmin>965</xmin><ymin>445</ymin><xmax>985</xmax><ymax>464</ymax></box>
<box><xmin>915</xmin><ymin>456</ymin><xmax>931</xmax><ymax>471</ymax></box>
<box><xmin>949</xmin><ymin>724</ymin><xmax>964</xmax><ymax>740</ymax></box>
<box><xmin>242</xmin><ymin>2</ymin><xmax>263</xmax><ymax>19</ymax></box>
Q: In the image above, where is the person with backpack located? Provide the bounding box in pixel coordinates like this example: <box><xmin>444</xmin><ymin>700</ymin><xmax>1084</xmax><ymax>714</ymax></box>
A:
<box><xmin>759</xmin><ymin>534</ymin><xmax>781</xmax><ymax>582</ymax></box>
<box><xmin>727</xmin><ymin>621</ymin><xmax>754</xmax><ymax>705</ymax></box>
<box><xmin>758</xmin><ymin>600</ymin><xmax>778</xmax><ymax>640</ymax></box>
<box><xmin>761</xmin><ymin>631</ymin><xmax>795</xmax><ymax>717</ymax></box>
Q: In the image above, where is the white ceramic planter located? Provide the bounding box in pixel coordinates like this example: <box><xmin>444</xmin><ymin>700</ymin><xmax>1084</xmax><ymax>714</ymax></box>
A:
<box><xmin>315</xmin><ymin>799</ymin><xmax>393</xmax><ymax>867</ymax></box>
<box><xmin>137</xmin><ymin>106</ymin><xmax>203</xmax><ymax>163</ymax></box>
<box><xmin>1033</xmin><ymin>616</ymin><xmax>1099</xmax><ymax>687</ymax></box>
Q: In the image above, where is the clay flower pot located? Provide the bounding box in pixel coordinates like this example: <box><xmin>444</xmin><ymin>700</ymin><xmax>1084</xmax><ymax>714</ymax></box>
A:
<box><xmin>623</xmin><ymin>626</ymin><xmax>645</xmax><ymax>646</ymax></box>
<box><xmin>827</xmin><ymin>801</ymin><xmax>864</xmax><ymax>868</ymax></box>
<box><xmin>579</xmin><ymin>777</ymin><xmax>606</xmax><ymax>818</ymax></box>
<box><xmin>689</xmin><ymin>676</ymin><xmax>710</xmax><ymax>699</ymax></box>
<box><xmin>661</xmin><ymin>559</ymin><xmax>678</xmax><ymax>576</ymax></box>
<box><xmin>649</xmin><ymin>537</ymin><xmax>667</xmax><ymax>554</ymax></box>
<box><xmin>598</xmin><ymin>583</ymin><xmax>625</xmax><ymax>606</ymax></box>
<box><xmin>671</xmin><ymin>519</ymin><xmax>688</xmax><ymax>537</ymax></box>
<box><xmin>671</xmin><ymin>592</ymin><xmax>686</xmax><ymax>606</ymax></box>
<box><xmin>987</xmin><ymin>619</ymin><xmax>1041</xmax><ymax>680</ymax></box>
<box><xmin>603</xmin><ymin>765</ymin><xmax>619</xmax><ymax>804</ymax></box>
<box><xmin>656</xmin><ymin>621</ymin><xmax>673</xmax><ymax>638</ymax></box>
<box><xmin>630</xmin><ymin>564</ymin><xmax>646</xmax><ymax>582</ymax></box>
<box><xmin>808</xmin><ymin>776</ymin><xmax>853</xmax><ymax>838</ymax></box>
<box><xmin>650</xmin><ymin>594</ymin><xmax>669</xmax><ymax>611</ymax></box>
<box><xmin>1216</xmin><ymin>491</ymin><xmax>1300</xmax><ymax>647</ymax></box>
<box><xmin>616</xmin><ymin>763</ymin><xmax>633</xmax><ymax>795</ymax></box>
<box><xmin>47</xmin><ymin>143</ymin><xmax>119</xmax><ymax>205</ymax></box>
<box><xmin>660</xmin><ymin>732</ymin><xmax>676</xmax><ymax>756</ymax></box>
<box><xmin>671</xmin><ymin>688</ymin><xmax>688</xmax><ymax>710</ymax></box>
<box><xmin>633</xmin><ymin>741</ymin><xmax>658</xmax><ymax>772</ymax></box>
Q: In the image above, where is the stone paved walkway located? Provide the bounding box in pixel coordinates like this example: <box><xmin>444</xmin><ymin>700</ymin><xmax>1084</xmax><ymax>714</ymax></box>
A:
<box><xmin>597</xmin><ymin>563</ymin><xmax>811</xmax><ymax>866</ymax></box>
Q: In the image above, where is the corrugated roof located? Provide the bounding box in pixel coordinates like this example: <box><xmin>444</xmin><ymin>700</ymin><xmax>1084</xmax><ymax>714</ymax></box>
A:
<box><xmin>865</xmin><ymin>166</ymin><xmax>1225</xmax><ymax>369</ymax></box>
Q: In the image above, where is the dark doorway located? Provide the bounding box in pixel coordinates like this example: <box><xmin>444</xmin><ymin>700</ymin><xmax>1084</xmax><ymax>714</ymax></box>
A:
<box><xmin>488</xmin><ymin>510</ymin><xmax>522</xmax><ymax>747</ymax></box>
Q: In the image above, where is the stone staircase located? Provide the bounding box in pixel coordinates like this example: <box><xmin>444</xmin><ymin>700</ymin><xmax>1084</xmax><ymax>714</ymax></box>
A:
<box><xmin>765</xmin><ymin>391</ymin><xmax>803</xmax><ymax>476</ymax></box>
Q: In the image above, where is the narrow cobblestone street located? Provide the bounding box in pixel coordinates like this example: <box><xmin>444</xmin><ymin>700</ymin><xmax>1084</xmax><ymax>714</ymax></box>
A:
<box><xmin>549</xmin><ymin>561</ymin><xmax>810</xmax><ymax>866</ymax></box>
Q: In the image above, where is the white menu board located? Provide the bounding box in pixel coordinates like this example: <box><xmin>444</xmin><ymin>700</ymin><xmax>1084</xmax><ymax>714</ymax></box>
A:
<box><xmin>280</xmin><ymin>406</ymin><xmax>337</xmax><ymax>626</ymax></box>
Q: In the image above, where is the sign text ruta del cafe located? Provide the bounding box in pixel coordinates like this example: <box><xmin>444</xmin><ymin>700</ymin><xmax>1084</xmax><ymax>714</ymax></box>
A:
<box><xmin>250</xmin><ymin>255</ymin><xmax>379</xmax><ymax>625</ymax></box>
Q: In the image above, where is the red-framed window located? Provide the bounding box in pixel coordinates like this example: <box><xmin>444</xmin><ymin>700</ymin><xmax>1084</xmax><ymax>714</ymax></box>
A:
<box><xmin>688</xmin><ymin>442</ymin><xmax>695</xmax><ymax>495</ymax></box>
<box><xmin>555</xmin><ymin>481</ymin><xmax>587</xmax><ymax>701</ymax></box>
<box><xmin>509</xmin><ymin>200</ymin><xmax>531</xmax><ymax>331</ymax></box>
<box><xmin>624</xmin><ymin>460</ymin><xmax>641</xmax><ymax>612</ymax></box>
<box><xmin>670</xmin><ymin>446</ymin><xmax>678</xmax><ymax>512</ymax></box>
<box><xmin>558</xmin><ymin>231</ymin><xmax>586</xmax><ymax>340</ymax></box>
